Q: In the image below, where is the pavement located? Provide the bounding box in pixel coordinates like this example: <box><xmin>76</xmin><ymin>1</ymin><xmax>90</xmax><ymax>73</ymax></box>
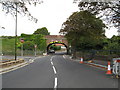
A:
<box><xmin>2</xmin><ymin>54</ymin><xmax>119</xmax><ymax>89</ymax></box>
<box><xmin>67</xmin><ymin>55</ymin><xmax>111</xmax><ymax>70</ymax></box>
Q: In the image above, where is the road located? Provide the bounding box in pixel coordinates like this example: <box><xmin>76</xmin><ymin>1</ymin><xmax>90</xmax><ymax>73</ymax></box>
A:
<box><xmin>2</xmin><ymin>54</ymin><xmax>119</xmax><ymax>88</ymax></box>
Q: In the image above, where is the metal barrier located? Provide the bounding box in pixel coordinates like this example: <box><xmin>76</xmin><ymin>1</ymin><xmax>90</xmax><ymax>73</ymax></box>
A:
<box><xmin>112</xmin><ymin>58</ymin><xmax>120</xmax><ymax>77</ymax></box>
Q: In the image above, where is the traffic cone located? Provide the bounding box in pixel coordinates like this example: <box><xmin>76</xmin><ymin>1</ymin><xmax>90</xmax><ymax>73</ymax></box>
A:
<box><xmin>106</xmin><ymin>61</ymin><xmax>112</xmax><ymax>74</ymax></box>
<box><xmin>80</xmin><ymin>57</ymin><xmax>83</xmax><ymax>63</ymax></box>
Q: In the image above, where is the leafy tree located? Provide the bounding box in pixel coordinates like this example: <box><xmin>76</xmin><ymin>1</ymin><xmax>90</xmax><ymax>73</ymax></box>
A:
<box><xmin>60</xmin><ymin>11</ymin><xmax>106</xmax><ymax>58</ymax></box>
<box><xmin>21</xmin><ymin>33</ymin><xmax>34</xmax><ymax>41</ymax></box>
<box><xmin>106</xmin><ymin>36</ymin><xmax>120</xmax><ymax>50</ymax></box>
<box><xmin>74</xmin><ymin>1</ymin><xmax>120</xmax><ymax>27</ymax></box>
<box><xmin>50</xmin><ymin>45</ymin><xmax>61</xmax><ymax>51</ymax></box>
<box><xmin>23</xmin><ymin>41</ymin><xmax>34</xmax><ymax>50</ymax></box>
<box><xmin>20</xmin><ymin>33</ymin><xmax>47</xmax><ymax>51</ymax></box>
<box><xmin>33</xmin><ymin>34</ymin><xmax>47</xmax><ymax>51</ymax></box>
<box><xmin>33</xmin><ymin>27</ymin><xmax>50</xmax><ymax>35</ymax></box>
<box><xmin>0</xmin><ymin>0</ymin><xmax>43</xmax><ymax>23</ymax></box>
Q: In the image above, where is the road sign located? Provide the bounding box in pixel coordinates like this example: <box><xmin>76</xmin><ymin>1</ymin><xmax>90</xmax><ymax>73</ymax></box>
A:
<box><xmin>20</xmin><ymin>38</ymin><xmax>24</xmax><ymax>43</ymax></box>
<box><xmin>112</xmin><ymin>58</ymin><xmax>120</xmax><ymax>77</ymax></box>
<box><xmin>34</xmin><ymin>45</ymin><xmax>37</xmax><ymax>48</ymax></box>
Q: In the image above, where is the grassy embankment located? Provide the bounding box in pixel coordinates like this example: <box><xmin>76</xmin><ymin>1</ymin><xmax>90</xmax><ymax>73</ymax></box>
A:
<box><xmin>1</xmin><ymin>38</ymin><xmax>15</xmax><ymax>55</ymax></box>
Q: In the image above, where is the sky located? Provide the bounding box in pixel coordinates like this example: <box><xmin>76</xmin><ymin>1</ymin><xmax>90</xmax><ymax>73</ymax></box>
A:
<box><xmin>0</xmin><ymin>0</ymin><xmax>118</xmax><ymax>38</ymax></box>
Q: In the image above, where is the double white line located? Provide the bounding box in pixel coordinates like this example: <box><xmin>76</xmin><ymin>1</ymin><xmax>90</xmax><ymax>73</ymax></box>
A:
<box><xmin>50</xmin><ymin>56</ymin><xmax>58</xmax><ymax>89</ymax></box>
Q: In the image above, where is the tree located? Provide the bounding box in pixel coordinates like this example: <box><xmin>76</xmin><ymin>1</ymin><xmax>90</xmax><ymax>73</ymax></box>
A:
<box><xmin>23</xmin><ymin>41</ymin><xmax>34</xmax><ymax>50</ymax></box>
<box><xmin>0</xmin><ymin>0</ymin><xmax>43</xmax><ymax>23</ymax></box>
<box><xmin>60</xmin><ymin>11</ymin><xmax>106</xmax><ymax>58</ymax></box>
<box><xmin>49</xmin><ymin>45</ymin><xmax>61</xmax><ymax>51</ymax></box>
<box><xmin>33</xmin><ymin>34</ymin><xmax>47</xmax><ymax>51</ymax></box>
<box><xmin>20</xmin><ymin>33</ymin><xmax>47</xmax><ymax>51</ymax></box>
<box><xmin>73</xmin><ymin>1</ymin><xmax>120</xmax><ymax>28</ymax></box>
<box><xmin>33</xmin><ymin>27</ymin><xmax>50</xmax><ymax>35</ymax></box>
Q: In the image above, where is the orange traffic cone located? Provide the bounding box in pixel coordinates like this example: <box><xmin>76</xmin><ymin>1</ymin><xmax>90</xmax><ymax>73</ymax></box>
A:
<box><xmin>106</xmin><ymin>61</ymin><xmax>112</xmax><ymax>74</ymax></box>
<box><xmin>80</xmin><ymin>57</ymin><xmax>83</xmax><ymax>63</ymax></box>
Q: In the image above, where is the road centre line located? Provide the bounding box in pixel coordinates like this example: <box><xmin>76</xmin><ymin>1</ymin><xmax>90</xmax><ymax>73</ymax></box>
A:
<box><xmin>52</xmin><ymin>66</ymin><xmax>57</xmax><ymax>74</ymax></box>
<box><xmin>51</xmin><ymin>61</ymin><xmax>53</xmax><ymax>66</ymax></box>
<box><xmin>50</xmin><ymin>56</ymin><xmax>54</xmax><ymax>62</ymax></box>
<box><xmin>63</xmin><ymin>55</ymin><xmax>65</xmax><ymax>59</ymax></box>
<box><xmin>50</xmin><ymin>56</ymin><xmax>58</xmax><ymax>89</ymax></box>
<box><xmin>54</xmin><ymin>77</ymin><xmax>58</xmax><ymax>89</ymax></box>
<box><xmin>50</xmin><ymin>59</ymin><xmax>52</xmax><ymax>62</ymax></box>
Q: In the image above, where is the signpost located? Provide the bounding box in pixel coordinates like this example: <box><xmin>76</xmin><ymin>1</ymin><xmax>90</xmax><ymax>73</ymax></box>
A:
<box><xmin>20</xmin><ymin>38</ymin><xmax>24</xmax><ymax>58</ymax></box>
<box><xmin>34</xmin><ymin>44</ymin><xmax>37</xmax><ymax>57</ymax></box>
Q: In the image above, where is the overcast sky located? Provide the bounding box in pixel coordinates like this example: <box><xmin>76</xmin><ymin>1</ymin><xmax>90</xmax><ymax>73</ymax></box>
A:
<box><xmin>0</xmin><ymin>0</ymin><xmax>118</xmax><ymax>38</ymax></box>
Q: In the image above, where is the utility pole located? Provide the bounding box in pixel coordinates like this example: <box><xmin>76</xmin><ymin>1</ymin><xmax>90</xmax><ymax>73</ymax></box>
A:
<box><xmin>15</xmin><ymin>2</ymin><xmax>18</xmax><ymax>61</ymax></box>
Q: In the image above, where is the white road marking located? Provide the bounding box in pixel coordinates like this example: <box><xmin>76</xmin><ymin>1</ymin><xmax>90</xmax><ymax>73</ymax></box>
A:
<box><xmin>51</xmin><ymin>61</ymin><xmax>53</xmax><ymax>66</ymax></box>
<box><xmin>0</xmin><ymin>56</ymin><xmax>44</xmax><ymax>75</ymax></box>
<box><xmin>63</xmin><ymin>55</ymin><xmax>65</xmax><ymax>59</ymax></box>
<box><xmin>50</xmin><ymin>59</ymin><xmax>52</xmax><ymax>62</ymax></box>
<box><xmin>52</xmin><ymin>66</ymin><xmax>57</xmax><ymax>74</ymax></box>
<box><xmin>0</xmin><ymin>63</ymin><xmax>28</xmax><ymax>74</ymax></box>
<box><xmin>50</xmin><ymin>56</ymin><xmax>54</xmax><ymax>62</ymax></box>
<box><xmin>50</xmin><ymin>56</ymin><xmax>58</xmax><ymax>89</ymax></box>
<box><xmin>51</xmin><ymin>56</ymin><xmax>54</xmax><ymax>59</ymax></box>
<box><xmin>54</xmin><ymin>77</ymin><xmax>58</xmax><ymax>89</ymax></box>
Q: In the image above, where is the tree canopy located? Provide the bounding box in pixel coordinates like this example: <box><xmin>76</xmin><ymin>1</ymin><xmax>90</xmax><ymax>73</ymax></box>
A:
<box><xmin>73</xmin><ymin>1</ymin><xmax>120</xmax><ymax>28</ymax></box>
<box><xmin>60</xmin><ymin>10</ymin><xmax>106</xmax><ymax>50</ymax></box>
<box><xmin>0</xmin><ymin>0</ymin><xmax>43</xmax><ymax>23</ymax></box>
<box><xmin>33</xmin><ymin>27</ymin><xmax>50</xmax><ymax>35</ymax></box>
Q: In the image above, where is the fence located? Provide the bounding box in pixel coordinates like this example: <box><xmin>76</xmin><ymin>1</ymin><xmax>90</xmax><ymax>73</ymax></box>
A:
<box><xmin>75</xmin><ymin>50</ymin><xmax>120</xmax><ymax>61</ymax></box>
<box><xmin>2</xmin><ymin>50</ymin><xmax>44</xmax><ymax>56</ymax></box>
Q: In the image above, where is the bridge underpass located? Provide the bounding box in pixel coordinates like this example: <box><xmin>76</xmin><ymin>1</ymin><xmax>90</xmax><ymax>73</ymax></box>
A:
<box><xmin>44</xmin><ymin>35</ymin><xmax>70</xmax><ymax>54</ymax></box>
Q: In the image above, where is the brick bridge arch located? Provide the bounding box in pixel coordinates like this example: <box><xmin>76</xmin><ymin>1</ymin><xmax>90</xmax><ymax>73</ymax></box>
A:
<box><xmin>44</xmin><ymin>35</ymin><xmax>69</xmax><ymax>54</ymax></box>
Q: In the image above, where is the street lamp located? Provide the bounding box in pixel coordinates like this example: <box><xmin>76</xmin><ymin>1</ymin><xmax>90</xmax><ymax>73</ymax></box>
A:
<box><xmin>10</xmin><ymin>0</ymin><xmax>19</xmax><ymax>60</ymax></box>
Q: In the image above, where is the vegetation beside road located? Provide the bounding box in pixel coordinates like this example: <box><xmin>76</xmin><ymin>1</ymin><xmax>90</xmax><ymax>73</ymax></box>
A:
<box><xmin>1</xmin><ymin>27</ymin><xmax>49</xmax><ymax>56</ymax></box>
<box><xmin>60</xmin><ymin>10</ymin><xmax>120</xmax><ymax>60</ymax></box>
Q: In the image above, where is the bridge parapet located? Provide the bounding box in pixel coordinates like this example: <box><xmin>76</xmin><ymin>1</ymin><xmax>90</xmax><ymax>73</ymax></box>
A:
<box><xmin>44</xmin><ymin>35</ymin><xmax>68</xmax><ymax>46</ymax></box>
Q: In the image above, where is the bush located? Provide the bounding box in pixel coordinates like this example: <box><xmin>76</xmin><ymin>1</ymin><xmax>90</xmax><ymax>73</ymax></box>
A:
<box><xmin>23</xmin><ymin>41</ymin><xmax>34</xmax><ymax>50</ymax></box>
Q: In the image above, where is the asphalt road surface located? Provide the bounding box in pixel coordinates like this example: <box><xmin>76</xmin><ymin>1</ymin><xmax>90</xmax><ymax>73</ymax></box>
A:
<box><xmin>2</xmin><ymin>55</ymin><xmax>119</xmax><ymax>88</ymax></box>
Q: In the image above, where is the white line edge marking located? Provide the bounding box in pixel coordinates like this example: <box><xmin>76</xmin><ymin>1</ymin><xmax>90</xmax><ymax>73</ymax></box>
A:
<box><xmin>52</xmin><ymin>66</ymin><xmax>57</xmax><ymax>74</ymax></box>
<box><xmin>0</xmin><ymin>56</ymin><xmax>42</xmax><ymax>75</ymax></box>
<box><xmin>54</xmin><ymin>77</ymin><xmax>58</xmax><ymax>89</ymax></box>
<box><xmin>0</xmin><ymin>63</ymin><xmax>28</xmax><ymax>74</ymax></box>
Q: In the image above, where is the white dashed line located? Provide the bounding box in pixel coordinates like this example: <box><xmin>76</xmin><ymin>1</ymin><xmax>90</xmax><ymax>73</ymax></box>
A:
<box><xmin>54</xmin><ymin>77</ymin><xmax>58</xmax><ymax>89</ymax></box>
<box><xmin>51</xmin><ymin>61</ymin><xmax>53</xmax><ymax>66</ymax></box>
<box><xmin>50</xmin><ymin>59</ymin><xmax>52</xmax><ymax>62</ymax></box>
<box><xmin>63</xmin><ymin>55</ymin><xmax>65</xmax><ymax>59</ymax></box>
<box><xmin>50</xmin><ymin>56</ymin><xmax>58</xmax><ymax>89</ymax></box>
<box><xmin>52</xmin><ymin>66</ymin><xmax>57</xmax><ymax>74</ymax></box>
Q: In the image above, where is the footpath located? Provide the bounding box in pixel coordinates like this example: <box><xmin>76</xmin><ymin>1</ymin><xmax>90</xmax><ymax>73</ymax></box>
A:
<box><xmin>65</xmin><ymin>55</ymin><xmax>120</xmax><ymax>79</ymax></box>
<box><xmin>66</xmin><ymin>55</ymin><xmax>109</xmax><ymax>70</ymax></box>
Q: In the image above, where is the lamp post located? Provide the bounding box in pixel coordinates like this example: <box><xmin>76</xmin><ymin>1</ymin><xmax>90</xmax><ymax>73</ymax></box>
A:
<box><xmin>12</xmin><ymin>0</ymin><xmax>19</xmax><ymax>60</ymax></box>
